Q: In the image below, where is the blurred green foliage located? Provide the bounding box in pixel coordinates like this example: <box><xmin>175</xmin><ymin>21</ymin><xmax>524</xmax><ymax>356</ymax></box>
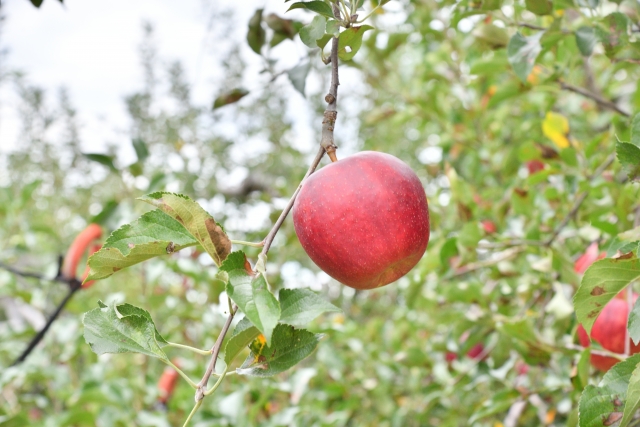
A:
<box><xmin>1</xmin><ymin>0</ymin><xmax>640</xmax><ymax>426</ymax></box>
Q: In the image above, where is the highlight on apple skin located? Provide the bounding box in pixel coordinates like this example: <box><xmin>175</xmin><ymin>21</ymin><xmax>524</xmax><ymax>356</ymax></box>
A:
<box><xmin>292</xmin><ymin>151</ymin><xmax>430</xmax><ymax>290</ymax></box>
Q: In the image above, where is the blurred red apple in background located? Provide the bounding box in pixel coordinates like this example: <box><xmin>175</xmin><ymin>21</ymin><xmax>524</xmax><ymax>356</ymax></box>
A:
<box><xmin>481</xmin><ymin>220</ymin><xmax>497</xmax><ymax>234</ymax></box>
<box><xmin>577</xmin><ymin>293</ymin><xmax>640</xmax><ymax>371</ymax></box>
<box><xmin>574</xmin><ymin>242</ymin><xmax>606</xmax><ymax>274</ymax></box>
<box><xmin>526</xmin><ymin>159</ymin><xmax>545</xmax><ymax>175</ymax></box>
<box><xmin>293</xmin><ymin>151</ymin><xmax>430</xmax><ymax>290</ymax></box>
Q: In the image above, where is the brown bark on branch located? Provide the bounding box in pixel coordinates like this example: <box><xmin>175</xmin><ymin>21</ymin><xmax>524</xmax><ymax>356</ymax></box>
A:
<box><xmin>559</xmin><ymin>81</ymin><xmax>630</xmax><ymax>117</ymax></box>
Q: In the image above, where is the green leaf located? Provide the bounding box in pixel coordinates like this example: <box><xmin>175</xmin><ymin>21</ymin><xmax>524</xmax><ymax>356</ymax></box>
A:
<box><xmin>83</xmin><ymin>153</ymin><xmax>117</xmax><ymax>172</ymax></box>
<box><xmin>629</xmin><ymin>297</ymin><xmax>640</xmax><ymax>346</ymax></box>
<box><xmin>212</xmin><ymin>88</ymin><xmax>249</xmax><ymax>110</ymax></box>
<box><xmin>139</xmin><ymin>192</ymin><xmax>232</xmax><ymax>266</ymax></box>
<box><xmin>338</xmin><ymin>25</ymin><xmax>374</xmax><ymax>61</ymax></box>
<box><xmin>224</xmin><ymin>318</ymin><xmax>260</xmax><ymax>365</ymax></box>
<box><xmin>287</xmin><ymin>1</ymin><xmax>335</xmax><ymax>19</ymax></box>
<box><xmin>299</xmin><ymin>15</ymin><xmax>326</xmax><ymax>48</ymax></box>
<box><xmin>616</xmin><ymin>142</ymin><xmax>640</xmax><ymax>182</ymax></box>
<box><xmin>325</xmin><ymin>19</ymin><xmax>340</xmax><ymax>37</ymax></box>
<box><xmin>574</xmin><ymin>347</ymin><xmax>591</xmax><ymax>391</ymax></box>
<box><xmin>83</xmin><ymin>301</ymin><xmax>168</xmax><ymax>361</ymax></box>
<box><xmin>264</xmin><ymin>13</ymin><xmax>298</xmax><ymax>39</ymax></box>
<box><xmin>220</xmin><ymin>251</ymin><xmax>250</xmax><ymax>273</ymax></box>
<box><xmin>473</xmin><ymin>24</ymin><xmax>509</xmax><ymax>49</ymax></box>
<box><xmin>575</xmin><ymin>26</ymin><xmax>597</xmax><ymax>57</ymax></box>
<box><xmin>631</xmin><ymin>113</ymin><xmax>640</xmax><ymax>147</ymax></box>
<box><xmin>30</xmin><ymin>0</ymin><xmax>44</xmax><ymax>7</ymax></box>
<box><xmin>497</xmin><ymin>318</ymin><xmax>554</xmax><ymax>364</ymax></box>
<box><xmin>574</xmin><ymin>258</ymin><xmax>640</xmax><ymax>336</ymax></box>
<box><xmin>132</xmin><ymin>138</ymin><xmax>149</xmax><ymax>162</ymax></box>
<box><xmin>600</xmin><ymin>12</ymin><xmax>630</xmax><ymax>59</ymax></box>
<box><xmin>89</xmin><ymin>199</ymin><xmax>118</xmax><ymax>225</ymax></box>
<box><xmin>287</xmin><ymin>62</ymin><xmax>311</xmax><ymax>95</ymax></box>
<box><xmin>237</xmin><ymin>324</ymin><xmax>321</xmax><ymax>377</ymax></box>
<box><xmin>316</xmin><ymin>33</ymin><xmax>333</xmax><ymax>50</ymax></box>
<box><xmin>620</xmin><ymin>363</ymin><xmax>640</xmax><ymax>427</ymax></box>
<box><xmin>469</xmin><ymin>390</ymin><xmax>522</xmax><ymax>424</ymax></box>
<box><xmin>507</xmin><ymin>32</ymin><xmax>543</xmax><ymax>83</ymax></box>
<box><xmin>86</xmin><ymin>209</ymin><xmax>198</xmax><ymax>281</ymax></box>
<box><xmin>578</xmin><ymin>354</ymin><xmax>640</xmax><ymax>427</ymax></box>
<box><xmin>226</xmin><ymin>271</ymin><xmax>280</xmax><ymax>346</ymax></box>
<box><xmin>279</xmin><ymin>288</ymin><xmax>341</xmax><ymax>327</ymax></box>
<box><xmin>247</xmin><ymin>9</ymin><xmax>266</xmax><ymax>54</ymax></box>
<box><xmin>525</xmin><ymin>0</ymin><xmax>552</xmax><ymax>15</ymax></box>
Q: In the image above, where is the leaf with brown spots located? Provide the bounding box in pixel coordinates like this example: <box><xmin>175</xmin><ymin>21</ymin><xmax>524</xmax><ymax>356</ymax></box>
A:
<box><xmin>578</xmin><ymin>354</ymin><xmax>640</xmax><ymax>427</ymax></box>
<box><xmin>139</xmin><ymin>192</ymin><xmax>232</xmax><ymax>266</ymax></box>
<box><xmin>86</xmin><ymin>209</ymin><xmax>198</xmax><ymax>281</ymax></box>
<box><xmin>574</xmin><ymin>258</ymin><xmax>640</xmax><ymax>336</ymax></box>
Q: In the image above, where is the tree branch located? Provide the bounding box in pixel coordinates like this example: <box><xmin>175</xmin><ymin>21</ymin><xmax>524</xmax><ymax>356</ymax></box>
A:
<box><xmin>191</xmin><ymin>13</ymin><xmax>344</xmax><ymax>409</ymax></box>
<box><xmin>559</xmin><ymin>81</ymin><xmax>630</xmax><ymax>117</ymax></box>
<box><xmin>11</xmin><ymin>279</ymin><xmax>82</xmax><ymax>366</ymax></box>
<box><xmin>545</xmin><ymin>153</ymin><xmax>616</xmax><ymax>246</ymax></box>
<box><xmin>194</xmin><ymin>303</ymin><xmax>237</xmax><ymax>402</ymax></box>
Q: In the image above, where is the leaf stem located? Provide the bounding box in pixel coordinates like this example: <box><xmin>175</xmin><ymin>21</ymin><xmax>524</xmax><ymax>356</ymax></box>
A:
<box><xmin>166</xmin><ymin>342</ymin><xmax>213</xmax><ymax>356</ymax></box>
<box><xmin>338</xmin><ymin>0</ymin><xmax>349</xmax><ymax>22</ymax></box>
<box><xmin>194</xmin><ymin>304</ymin><xmax>237</xmax><ymax>402</ymax></box>
<box><xmin>163</xmin><ymin>359</ymin><xmax>199</xmax><ymax>389</ymax></box>
<box><xmin>355</xmin><ymin>5</ymin><xmax>382</xmax><ymax>23</ymax></box>
<box><xmin>182</xmin><ymin>400</ymin><xmax>202</xmax><ymax>427</ymax></box>
<box><xmin>230</xmin><ymin>239</ymin><xmax>265</xmax><ymax>248</ymax></box>
<box><xmin>204</xmin><ymin>367</ymin><xmax>228</xmax><ymax>396</ymax></box>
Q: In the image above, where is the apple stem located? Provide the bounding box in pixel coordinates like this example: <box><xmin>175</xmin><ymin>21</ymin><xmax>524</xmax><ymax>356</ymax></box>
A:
<box><xmin>319</xmin><ymin>3</ymin><xmax>341</xmax><ymax>163</ymax></box>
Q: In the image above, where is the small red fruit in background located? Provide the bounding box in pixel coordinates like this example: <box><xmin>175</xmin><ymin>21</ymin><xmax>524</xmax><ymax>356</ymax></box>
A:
<box><xmin>574</xmin><ymin>242</ymin><xmax>606</xmax><ymax>274</ymax></box>
<box><xmin>515</xmin><ymin>361</ymin><xmax>529</xmax><ymax>375</ymax></box>
<box><xmin>526</xmin><ymin>159</ymin><xmax>545</xmax><ymax>175</ymax></box>
<box><xmin>81</xmin><ymin>244</ymin><xmax>102</xmax><ymax>289</ymax></box>
<box><xmin>466</xmin><ymin>343</ymin><xmax>485</xmax><ymax>360</ymax></box>
<box><xmin>61</xmin><ymin>223</ymin><xmax>103</xmax><ymax>282</ymax></box>
<box><xmin>481</xmin><ymin>220</ymin><xmax>497</xmax><ymax>234</ymax></box>
<box><xmin>445</xmin><ymin>352</ymin><xmax>457</xmax><ymax>363</ymax></box>
<box><xmin>577</xmin><ymin>293</ymin><xmax>640</xmax><ymax>371</ymax></box>
<box><xmin>293</xmin><ymin>151</ymin><xmax>430</xmax><ymax>290</ymax></box>
<box><xmin>158</xmin><ymin>360</ymin><xmax>181</xmax><ymax>406</ymax></box>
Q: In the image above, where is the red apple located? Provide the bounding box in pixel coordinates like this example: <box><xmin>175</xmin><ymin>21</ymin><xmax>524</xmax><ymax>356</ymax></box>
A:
<box><xmin>577</xmin><ymin>293</ymin><xmax>640</xmax><ymax>371</ymax></box>
<box><xmin>292</xmin><ymin>151</ymin><xmax>430</xmax><ymax>290</ymax></box>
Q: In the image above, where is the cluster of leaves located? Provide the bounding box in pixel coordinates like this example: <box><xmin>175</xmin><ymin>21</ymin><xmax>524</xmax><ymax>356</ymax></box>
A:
<box><xmin>83</xmin><ymin>192</ymin><xmax>340</xmax><ymax>387</ymax></box>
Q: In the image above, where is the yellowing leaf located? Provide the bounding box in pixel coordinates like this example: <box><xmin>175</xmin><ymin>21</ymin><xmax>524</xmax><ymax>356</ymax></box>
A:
<box><xmin>542</xmin><ymin>112</ymin><xmax>570</xmax><ymax>149</ymax></box>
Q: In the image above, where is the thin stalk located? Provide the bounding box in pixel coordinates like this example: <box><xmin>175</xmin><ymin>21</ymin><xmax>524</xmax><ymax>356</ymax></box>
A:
<box><xmin>166</xmin><ymin>342</ymin><xmax>212</xmax><ymax>356</ymax></box>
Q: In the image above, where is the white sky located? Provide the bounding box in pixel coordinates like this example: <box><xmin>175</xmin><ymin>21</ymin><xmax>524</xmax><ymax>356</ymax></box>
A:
<box><xmin>0</xmin><ymin>0</ymin><xmax>316</xmax><ymax>154</ymax></box>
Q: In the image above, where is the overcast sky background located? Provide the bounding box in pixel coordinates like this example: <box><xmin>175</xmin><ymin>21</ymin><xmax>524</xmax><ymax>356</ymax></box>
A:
<box><xmin>0</xmin><ymin>0</ymin><xmax>322</xmax><ymax>156</ymax></box>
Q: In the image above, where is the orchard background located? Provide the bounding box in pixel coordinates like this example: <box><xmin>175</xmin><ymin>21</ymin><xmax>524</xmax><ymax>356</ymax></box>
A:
<box><xmin>1</xmin><ymin>0</ymin><xmax>640</xmax><ymax>426</ymax></box>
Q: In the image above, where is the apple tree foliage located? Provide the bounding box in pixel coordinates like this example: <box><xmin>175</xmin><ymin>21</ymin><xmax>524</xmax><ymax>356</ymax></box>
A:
<box><xmin>0</xmin><ymin>0</ymin><xmax>640</xmax><ymax>425</ymax></box>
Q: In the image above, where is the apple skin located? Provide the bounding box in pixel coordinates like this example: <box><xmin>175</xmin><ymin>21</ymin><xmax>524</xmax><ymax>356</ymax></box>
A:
<box><xmin>292</xmin><ymin>151</ymin><xmax>430</xmax><ymax>290</ymax></box>
<box><xmin>577</xmin><ymin>293</ymin><xmax>640</xmax><ymax>371</ymax></box>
